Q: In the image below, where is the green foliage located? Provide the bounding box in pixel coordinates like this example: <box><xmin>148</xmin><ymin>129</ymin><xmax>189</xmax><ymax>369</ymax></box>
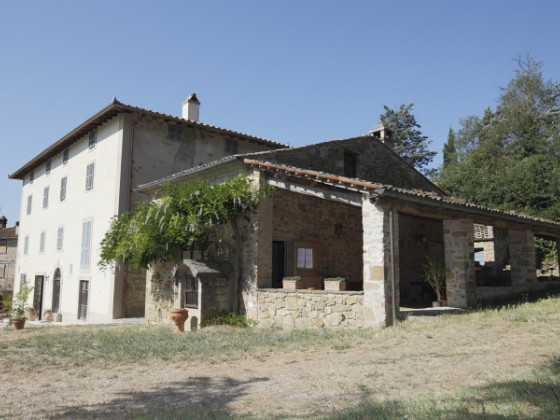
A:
<box><xmin>324</xmin><ymin>277</ymin><xmax>346</xmax><ymax>282</ymax></box>
<box><xmin>423</xmin><ymin>254</ymin><xmax>446</xmax><ymax>302</ymax></box>
<box><xmin>437</xmin><ymin>55</ymin><xmax>560</xmax><ymax>222</ymax></box>
<box><xmin>377</xmin><ymin>103</ymin><xmax>437</xmax><ymax>176</ymax></box>
<box><xmin>200</xmin><ymin>312</ymin><xmax>255</xmax><ymax>328</ymax></box>
<box><xmin>282</xmin><ymin>276</ymin><xmax>301</xmax><ymax>281</ymax></box>
<box><xmin>9</xmin><ymin>279</ymin><xmax>34</xmax><ymax>319</ymax></box>
<box><xmin>99</xmin><ymin>175</ymin><xmax>272</xmax><ymax>269</ymax></box>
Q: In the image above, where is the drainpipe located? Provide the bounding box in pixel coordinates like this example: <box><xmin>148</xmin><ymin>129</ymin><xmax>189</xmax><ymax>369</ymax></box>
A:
<box><xmin>389</xmin><ymin>207</ymin><xmax>397</xmax><ymax>326</ymax></box>
<box><xmin>122</xmin><ymin>112</ymin><xmax>143</xmax><ymax>318</ymax></box>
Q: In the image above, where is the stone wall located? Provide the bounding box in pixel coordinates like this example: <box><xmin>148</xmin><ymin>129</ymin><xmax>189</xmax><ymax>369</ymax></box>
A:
<box><xmin>272</xmin><ymin>189</ymin><xmax>363</xmax><ymax>286</ymax></box>
<box><xmin>251</xmin><ymin>289</ymin><xmax>364</xmax><ymax>328</ymax></box>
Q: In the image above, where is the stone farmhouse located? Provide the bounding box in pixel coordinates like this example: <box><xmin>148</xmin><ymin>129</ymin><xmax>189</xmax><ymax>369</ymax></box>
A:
<box><xmin>9</xmin><ymin>96</ymin><xmax>560</xmax><ymax>328</ymax></box>
<box><xmin>8</xmin><ymin>95</ymin><xmax>285</xmax><ymax>322</ymax></box>
<box><xmin>0</xmin><ymin>216</ymin><xmax>18</xmax><ymax>309</ymax></box>
<box><xmin>138</xmin><ymin>125</ymin><xmax>560</xmax><ymax>330</ymax></box>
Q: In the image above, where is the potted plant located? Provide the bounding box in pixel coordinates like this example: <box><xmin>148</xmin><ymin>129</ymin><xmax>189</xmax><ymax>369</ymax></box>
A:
<box><xmin>9</xmin><ymin>279</ymin><xmax>34</xmax><ymax>330</ymax></box>
<box><xmin>43</xmin><ymin>309</ymin><xmax>54</xmax><ymax>323</ymax></box>
<box><xmin>423</xmin><ymin>254</ymin><xmax>446</xmax><ymax>307</ymax></box>
<box><xmin>170</xmin><ymin>308</ymin><xmax>189</xmax><ymax>333</ymax></box>
<box><xmin>282</xmin><ymin>276</ymin><xmax>302</xmax><ymax>290</ymax></box>
<box><xmin>324</xmin><ymin>277</ymin><xmax>346</xmax><ymax>291</ymax></box>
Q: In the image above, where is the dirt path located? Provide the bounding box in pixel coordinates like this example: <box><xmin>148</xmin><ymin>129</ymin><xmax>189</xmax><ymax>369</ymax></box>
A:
<box><xmin>2</xmin><ymin>315</ymin><xmax>558</xmax><ymax>419</ymax></box>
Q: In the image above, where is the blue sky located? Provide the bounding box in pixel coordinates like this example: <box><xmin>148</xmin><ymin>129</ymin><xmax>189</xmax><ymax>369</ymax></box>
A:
<box><xmin>1</xmin><ymin>0</ymin><xmax>559</xmax><ymax>224</ymax></box>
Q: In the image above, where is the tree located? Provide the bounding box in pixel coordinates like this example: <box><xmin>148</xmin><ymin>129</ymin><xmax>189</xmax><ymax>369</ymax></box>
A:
<box><xmin>99</xmin><ymin>175</ymin><xmax>272</xmax><ymax>269</ymax></box>
<box><xmin>442</xmin><ymin>128</ymin><xmax>457</xmax><ymax>169</ymax></box>
<box><xmin>376</xmin><ymin>103</ymin><xmax>437</xmax><ymax>176</ymax></box>
<box><xmin>437</xmin><ymin>56</ymin><xmax>560</xmax><ymax>221</ymax></box>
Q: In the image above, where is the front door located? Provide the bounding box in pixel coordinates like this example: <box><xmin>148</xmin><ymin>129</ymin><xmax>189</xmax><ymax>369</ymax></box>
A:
<box><xmin>52</xmin><ymin>272</ymin><xmax>61</xmax><ymax>314</ymax></box>
<box><xmin>78</xmin><ymin>280</ymin><xmax>89</xmax><ymax>320</ymax></box>
<box><xmin>33</xmin><ymin>276</ymin><xmax>44</xmax><ymax>320</ymax></box>
<box><xmin>294</xmin><ymin>241</ymin><xmax>322</xmax><ymax>289</ymax></box>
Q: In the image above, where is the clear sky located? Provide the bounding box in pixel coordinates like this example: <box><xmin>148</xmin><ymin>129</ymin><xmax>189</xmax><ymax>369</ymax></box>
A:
<box><xmin>1</xmin><ymin>0</ymin><xmax>559</xmax><ymax>225</ymax></box>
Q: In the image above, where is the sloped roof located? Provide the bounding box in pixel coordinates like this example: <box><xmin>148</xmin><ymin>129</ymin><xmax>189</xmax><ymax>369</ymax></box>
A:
<box><xmin>0</xmin><ymin>227</ymin><xmax>17</xmax><ymax>240</ymax></box>
<box><xmin>9</xmin><ymin>99</ymin><xmax>286</xmax><ymax>180</ymax></box>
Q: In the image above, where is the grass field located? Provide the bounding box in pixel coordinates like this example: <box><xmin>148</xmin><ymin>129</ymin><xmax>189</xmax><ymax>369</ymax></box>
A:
<box><xmin>1</xmin><ymin>293</ymin><xmax>559</xmax><ymax>419</ymax></box>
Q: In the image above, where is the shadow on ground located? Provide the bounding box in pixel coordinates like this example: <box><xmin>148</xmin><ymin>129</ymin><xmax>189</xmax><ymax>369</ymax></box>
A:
<box><xmin>41</xmin><ymin>376</ymin><xmax>269</xmax><ymax>419</ymax></box>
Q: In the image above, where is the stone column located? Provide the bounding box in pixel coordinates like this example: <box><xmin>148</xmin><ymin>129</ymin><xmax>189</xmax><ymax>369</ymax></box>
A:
<box><xmin>509</xmin><ymin>230</ymin><xmax>537</xmax><ymax>286</ymax></box>
<box><xmin>362</xmin><ymin>198</ymin><xmax>399</xmax><ymax>327</ymax></box>
<box><xmin>443</xmin><ymin>219</ymin><xmax>476</xmax><ymax>308</ymax></box>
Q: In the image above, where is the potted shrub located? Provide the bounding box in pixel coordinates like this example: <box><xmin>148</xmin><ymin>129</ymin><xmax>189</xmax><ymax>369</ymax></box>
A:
<box><xmin>423</xmin><ymin>254</ymin><xmax>446</xmax><ymax>307</ymax></box>
<box><xmin>282</xmin><ymin>276</ymin><xmax>302</xmax><ymax>290</ymax></box>
<box><xmin>9</xmin><ymin>279</ymin><xmax>34</xmax><ymax>330</ymax></box>
<box><xmin>324</xmin><ymin>277</ymin><xmax>346</xmax><ymax>291</ymax></box>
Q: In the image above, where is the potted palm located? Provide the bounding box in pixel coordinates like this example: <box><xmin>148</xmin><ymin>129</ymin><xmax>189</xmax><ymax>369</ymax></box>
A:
<box><xmin>9</xmin><ymin>279</ymin><xmax>34</xmax><ymax>330</ymax></box>
<box><xmin>423</xmin><ymin>254</ymin><xmax>446</xmax><ymax>307</ymax></box>
<box><xmin>323</xmin><ymin>277</ymin><xmax>346</xmax><ymax>291</ymax></box>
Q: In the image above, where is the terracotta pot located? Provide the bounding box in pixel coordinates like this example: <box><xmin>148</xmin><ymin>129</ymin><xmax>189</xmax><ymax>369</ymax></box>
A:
<box><xmin>12</xmin><ymin>318</ymin><xmax>26</xmax><ymax>330</ymax></box>
<box><xmin>170</xmin><ymin>309</ymin><xmax>189</xmax><ymax>333</ymax></box>
<box><xmin>43</xmin><ymin>310</ymin><xmax>54</xmax><ymax>322</ymax></box>
<box><xmin>324</xmin><ymin>281</ymin><xmax>346</xmax><ymax>291</ymax></box>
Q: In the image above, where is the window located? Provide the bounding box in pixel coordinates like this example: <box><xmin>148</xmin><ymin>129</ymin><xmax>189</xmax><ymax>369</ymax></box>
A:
<box><xmin>225</xmin><ymin>138</ymin><xmax>238</xmax><ymax>155</ymax></box>
<box><xmin>24</xmin><ymin>236</ymin><xmax>29</xmax><ymax>254</ymax></box>
<box><xmin>80</xmin><ymin>221</ymin><xmax>92</xmax><ymax>268</ymax></box>
<box><xmin>39</xmin><ymin>231</ymin><xmax>46</xmax><ymax>253</ymax></box>
<box><xmin>167</xmin><ymin>125</ymin><xmax>183</xmax><ymax>141</ymax></box>
<box><xmin>88</xmin><ymin>131</ymin><xmax>96</xmax><ymax>149</ymax></box>
<box><xmin>344</xmin><ymin>151</ymin><xmax>357</xmax><ymax>178</ymax></box>
<box><xmin>26</xmin><ymin>195</ymin><xmax>32</xmax><ymax>215</ymax></box>
<box><xmin>46</xmin><ymin>160</ymin><xmax>51</xmax><ymax>174</ymax></box>
<box><xmin>60</xmin><ymin>177</ymin><xmax>67</xmax><ymax>201</ymax></box>
<box><xmin>29</xmin><ymin>170</ymin><xmax>34</xmax><ymax>183</ymax></box>
<box><xmin>0</xmin><ymin>241</ymin><xmax>7</xmax><ymax>254</ymax></box>
<box><xmin>0</xmin><ymin>264</ymin><xmax>5</xmax><ymax>278</ymax></box>
<box><xmin>297</xmin><ymin>247</ymin><xmax>315</xmax><ymax>269</ymax></box>
<box><xmin>185</xmin><ymin>274</ymin><xmax>198</xmax><ymax>308</ymax></box>
<box><xmin>85</xmin><ymin>163</ymin><xmax>95</xmax><ymax>190</ymax></box>
<box><xmin>63</xmin><ymin>148</ymin><xmax>69</xmax><ymax>164</ymax></box>
<box><xmin>43</xmin><ymin>186</ymin><xmax>49</xmax><ymax>208</ymax></box>
<box><xmin>56</xmin><ymin>227</ymin><xmax>64</xmax><ymax>250</ymax></box>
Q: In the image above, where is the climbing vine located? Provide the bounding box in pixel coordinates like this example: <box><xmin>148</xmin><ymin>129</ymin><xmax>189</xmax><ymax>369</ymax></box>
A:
<box><xmin>99</xmin><ymin>175</ymin><xmax>272</xmax><ymax>269</ymax></box>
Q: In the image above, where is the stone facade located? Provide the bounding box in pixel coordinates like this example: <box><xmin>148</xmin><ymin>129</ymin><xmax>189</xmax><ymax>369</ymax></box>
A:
<box><xmin>443</xmin><ymin>219</ymin><xmax>476</xmax><ymax>308</ymax></box>
<box><xmin>509</xmin><ymin>230</ymin><xmax>537</xmax><ymax>286</ymax></box>
<box><xmin>362</xmin><ymin>199</ymin><xmax>399</xmax><ymax>327</ymax></box>
<box><xmin>251</xmin><ymin>289</ymin><xmax>364</xmax><ymax>328</ymax></box>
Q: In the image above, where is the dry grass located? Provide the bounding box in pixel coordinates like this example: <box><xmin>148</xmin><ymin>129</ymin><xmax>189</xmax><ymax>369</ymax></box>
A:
<box><xmin>1</xmin><ymin>294</ymin><xmax>559</xmax><ymax>419</ymax></box>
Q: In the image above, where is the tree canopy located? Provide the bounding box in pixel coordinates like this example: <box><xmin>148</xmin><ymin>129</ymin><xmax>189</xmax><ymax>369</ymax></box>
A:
<box><xmin>99</xmin><ymin>175</ymin><xmax>272</xmax><ymax>269</ymax></box>
<box><xmin>437</xmin><ymin>55</ymin><xmax>560</xmax><ymax>221</ymax></box>
<box><xmin>376</xmin><ymin>103</ymin><xmax>437</xmax><ymax>176</ymax></box>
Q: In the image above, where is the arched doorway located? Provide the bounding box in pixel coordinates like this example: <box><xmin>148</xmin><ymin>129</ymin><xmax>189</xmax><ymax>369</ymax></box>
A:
<box><xmin>52</xmin><ymin>268</ymin><xmax>61</xmax><ymax>314</ymax></box>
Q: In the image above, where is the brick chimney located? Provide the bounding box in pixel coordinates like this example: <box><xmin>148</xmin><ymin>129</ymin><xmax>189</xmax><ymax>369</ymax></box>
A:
<box><xmin>0</xmin><ymin>216</ymin><xmax>7</xmax><ymax>229</ymax></box>
<box><xmin>182</xmin><ymin>93</ymin><xmax>200</xmax><ymax>122</ymax></box>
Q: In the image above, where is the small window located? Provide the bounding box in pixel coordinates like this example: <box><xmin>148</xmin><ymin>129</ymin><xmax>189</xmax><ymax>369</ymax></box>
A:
<box><xmin>85</xmin><ymin>163</ymin><xmax>95</xmax><ymax>190</ymax></box>
<box><xmin>63</xmin><ymin>149</ymin><xmax>69</xmax><ymax>164</ymax></box>
<box><xmin>39</xmin><ymin>231</ymin><xmax>46</xmax><ymax>253</ymax></box>
<box><xmin>88</xmin><ymin>131</ymin><xmax>96</xmax><ymax>149</ymax></box>
<box><xmin>185</xmin><ymin>274</ymin><xmax>199</xmax><ymax>309</ymax></box>
<box><xmin>24</xmin><ymin>236</ymin><xmax>29</xmax><ymax>254</ymax></box>
<box><xmin>225</xmin><ymin>138</ymin><xmax>238</xmax><ymax>155</ymax></box>
<box><xmin>46</xmin><ymin>160</ymin><xmax>51</xmax><ymax>174</ymax></box>
<box><xmin>60</xmin><ymin>177</ymin><xmax>67</xmax><ymax>201</ymax></box>
<box><xmin>43</xmin><ymin>186</ymin><xmax>49</xmax><ymax>208</ymax></box>
<box><xmin>344</xmin><ymin>151</ymin><xmax>357</xmax><ymax>178</ymax></box>
<box><xmin>0</xmin><ymin>241</ymin><xmax>7</xmax><ymax>254</ymax></box>
<box><xmin>29</xmin><ymin>170</ymin><xmax>34</xmax><ymax>183</ymax></box>
<box><xmin>167</xmin><ymin>125</ymin><xmax>183</xmax><ymax>141</ymax></box>
<box><xmin>56</xmin><ymin>227</ymin><xmax>64</xmax><ymax>250</ymax></box>
<box><xmin>26</xmin><ymin>195</ymin><xmax>32</xmax><ymax>215</ymax></box>
<box><xmin>80</xmin><ymin>221</ymin><xmax>92</xmax><ymax>268</ymax></box>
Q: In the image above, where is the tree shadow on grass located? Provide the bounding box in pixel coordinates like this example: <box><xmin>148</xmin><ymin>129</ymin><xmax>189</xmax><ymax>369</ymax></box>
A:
<box><xmin>40</xmin><ymin>376</ymin><xmax>269</xmax><ymax>419</ymax></box>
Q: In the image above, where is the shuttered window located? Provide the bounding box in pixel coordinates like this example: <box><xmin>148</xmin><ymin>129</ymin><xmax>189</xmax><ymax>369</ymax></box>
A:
<box><xmin>80</xmin><ymin>221</ymin><xmax>92</xmax><ymax>268</ymax></box>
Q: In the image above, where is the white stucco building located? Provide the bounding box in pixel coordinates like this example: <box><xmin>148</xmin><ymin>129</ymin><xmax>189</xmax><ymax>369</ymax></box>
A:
<box><xmin>9</xmin><ymin>95</ymin><xmax>285</xmax><ymax>322</ymax></box>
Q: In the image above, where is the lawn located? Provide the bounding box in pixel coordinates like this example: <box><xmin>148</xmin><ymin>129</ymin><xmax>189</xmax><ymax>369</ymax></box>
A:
<box><xmin>1</xmin><ymin>294</ymin><xmax>559</xmax><ymax>419</ymax></box>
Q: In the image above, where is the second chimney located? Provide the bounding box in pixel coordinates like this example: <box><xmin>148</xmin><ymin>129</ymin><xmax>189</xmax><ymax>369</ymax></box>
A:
<box><xmin>182</xmin><ymin>93</ymin><xmax>200</xmax><ymax>122</ymax></box>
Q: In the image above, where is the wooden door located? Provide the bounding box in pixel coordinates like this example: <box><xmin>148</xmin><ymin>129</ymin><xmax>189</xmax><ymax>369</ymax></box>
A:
<box><xmin>78</xmin><ymin>280</ymin><xmax>89</xmax><ymax>320</ymax></box>
<box><xmin>293</xmin><ymin>241</ymin><xmax>322</xmax><ymax>289</ymax></box>
<box><xmin>52</xmin><ymin>273</ymin><xmax>61</xmax><ymax>314</ymax></box>
<box><xmin>33</xmin><ymin>276</ymin><xmax>44</xmax><ymax>320</ymax></box>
